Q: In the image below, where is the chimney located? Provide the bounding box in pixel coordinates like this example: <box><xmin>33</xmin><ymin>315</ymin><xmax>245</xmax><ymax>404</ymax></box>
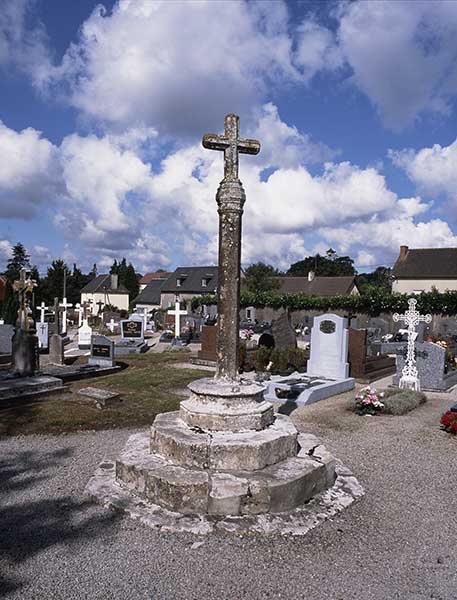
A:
<box><xmin>399</xmin><ymin>245</ymin><xmax>409</xmax><ymax>261</ymax></box>
<box><xmin>308</xmin><ymin>270</ymin><xmax>315</xmax><ymax>282</ymax></box>
<box><xmin>111</xmin><ymin>274</ymin><xmax>118</xmax><ymax>289</ymax></box>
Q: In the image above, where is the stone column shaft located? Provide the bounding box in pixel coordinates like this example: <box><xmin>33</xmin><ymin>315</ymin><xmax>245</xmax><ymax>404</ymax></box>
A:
<box><xmin>215</xmin><ymin>180</ymin><xmax>245</xmax><ymax>381</ymax></box>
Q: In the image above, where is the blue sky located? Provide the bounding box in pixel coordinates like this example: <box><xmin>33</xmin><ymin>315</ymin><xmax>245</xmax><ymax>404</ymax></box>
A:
<box><xmin>1</xmin><ymin>0</ymin><xmax>457</xmax><ymax>275</ymax></box>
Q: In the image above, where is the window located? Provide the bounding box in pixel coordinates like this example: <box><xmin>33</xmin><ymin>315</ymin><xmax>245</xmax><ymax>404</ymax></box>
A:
<box><xmin>177</xmin><ymin>278</ymin><xmax>182</xmax><ymax>287</ymax></box>
<box><xmin>201</xmin><ymin>278</ymin><xmax>208</xmax><ymax>287</ymax></box>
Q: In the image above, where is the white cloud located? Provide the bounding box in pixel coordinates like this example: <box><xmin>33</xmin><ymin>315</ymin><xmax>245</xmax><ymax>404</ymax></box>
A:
<box><xmin>0</xmin><ymin>239</ymin><xmax>12</xmax><ymax>262</ymax></box>
<box><xmin>0</xmin><ymin>121</ymin><xmax>62</xmax><ymax>218</ymax></box>
<box><xmin>44</xmin><ymin>0</ymin><xmax>299</xmax><ymax>136</ymax></box>
<box><xmin>390</xmin><ymin>139</ymin><xmax>457</xmax><ymax>203</ymax></box>
<box><xmin>295</xmin><ymin>20</ymin><xmax>343</xmax><ymax>81</ymax></box>
<box><xmin>0</xmin><ymin>0</ymin><xmax>50</xmax><ymax>85</ymax></box>
<box><xmin>337</xmin><ymin>1</ymin><xmax>457</xmax><ymax>129</ymax></box>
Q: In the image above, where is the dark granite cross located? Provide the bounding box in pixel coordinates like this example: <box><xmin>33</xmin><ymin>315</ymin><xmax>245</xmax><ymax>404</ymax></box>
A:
<box><xmin>202</xmin><ymin>114</ymin><xmax>260</xmax><ymax>181</ymax></box>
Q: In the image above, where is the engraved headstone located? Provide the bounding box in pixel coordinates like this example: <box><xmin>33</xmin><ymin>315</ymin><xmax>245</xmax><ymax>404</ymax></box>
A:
<box><xmin>121</xmin><ymin>319</ymin><xmax>144</xmax><ymax>341</ymax></box>
<box><xmin>271</xmin><ymin>312</ymin><xmax>297</xmax><ymax>350</ymax></box>
<box><xmin>36</xmin><ymin>321</ymin><xmax>49</xmax><ymax>350</ymax></box>
<box><xmin>307</xmin><ymin>313</ymin><xmax>350</xmax><ymax>380</ymax></box>
<box><xmin>89</xmin><ymin>334</ymin><xmax>115</xmax><ymax>368</ymax></box>
<box><xmin>393</xmin><ymin>341</ymin><xmax>457</xmax><ymax>391</ymax></box>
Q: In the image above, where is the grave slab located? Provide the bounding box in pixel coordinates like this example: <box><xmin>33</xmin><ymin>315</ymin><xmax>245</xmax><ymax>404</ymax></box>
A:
<box><xmin>78</xmin><ymin>386</ymin><xmax>121</xmax><ymax>408</ymax></box>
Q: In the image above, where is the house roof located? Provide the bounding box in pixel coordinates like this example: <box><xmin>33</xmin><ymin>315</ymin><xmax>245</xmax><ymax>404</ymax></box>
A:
<box><xmin>80</xmin><ymin>274</ymin><xmax>129</xmax><ymax>294</ymax></box>
<box><xmin>139</xmin><ymin>271</ymin><xmax>172</xmax><ymax>285</ymax></box>
<box><xmin>393</xmin><ymin>248</ymin><xmax>457</xmax><ymax>279</ymax></box>
<box><xmin>133</xmin><ymin>279</ymin><xmax>166</xmax><ymax>305</ymax></box>
<box><xmin>161</xmin><ymin>266</ymin><xmax>218</xmax><ymax>294</ymax></box>
<box><xmin>275</xmin><ymin>276</ymin><xmax>357</xmax><ymax>296</ymax></box>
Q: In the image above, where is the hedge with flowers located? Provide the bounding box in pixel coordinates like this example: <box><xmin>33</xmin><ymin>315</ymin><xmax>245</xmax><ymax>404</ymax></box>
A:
<box><xmin>191</xmin><ymin>288</ymin><xmax>457</xmax><ymax>316</ymax></box>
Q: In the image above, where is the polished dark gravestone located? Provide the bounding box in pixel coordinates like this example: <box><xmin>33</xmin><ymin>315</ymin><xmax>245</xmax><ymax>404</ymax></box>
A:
<box><xmin>271</xmin><ymin>312</ymin><xmax>297</xmax><ymax>350</ymax></box>
<box><xmin>89</xmin><ymin>334</ymin><xmax>115</xmax><ymax>368</ymax></box>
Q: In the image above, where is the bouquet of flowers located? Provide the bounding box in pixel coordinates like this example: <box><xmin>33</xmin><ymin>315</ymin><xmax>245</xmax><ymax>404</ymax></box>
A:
<box><xmin>354</xmin><ymin>386</ymin><xmax>385</xmax><ymax>416</ymax></box>
<box><xmin>440</xmin><ymin>410</ymin><xmax>457</xmax><ymax>434</ymax></box>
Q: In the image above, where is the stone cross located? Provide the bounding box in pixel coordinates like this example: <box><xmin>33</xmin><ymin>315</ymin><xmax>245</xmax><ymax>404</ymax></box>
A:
<box><xmin>203</xmin><ymin>113</ymin><xmax>260</xmax><ymax>182</ymax></box>
<box><xmin>393</xmin><ymin>298</ymin><xmax>432</xmax><ymax>391</ymax></box>
<box><xmin>96</xmin><ymin>300</ymin><xmax>104</xmax><ymax>316</ymax></box>
<box><xmin>13</xmin><ymin>268</ymin><xmax>37</xmax><ymax>330</ymax></box>
<box><xmin>75</xmin><ymin>303</ymin><xmax>83</xmax><ymax>327</ymax></box>
<box><xmin>202</xmin><ymin>114</ymin><xmax>260</xmax><ymax>380</ymax></box>
<box><xmin>59</xmin><ymin>297</ymin><xmax>73</xmax><ymax>336</ymax></box>
<box><xmin>38</xmin><ymin>301</ymin><xmax>48</xmax><ymax>324</ymax></box>
<box><xmin>167</xmin><ymin>296</ymin><xmax>188</xmax><ymax>339</ymax></box>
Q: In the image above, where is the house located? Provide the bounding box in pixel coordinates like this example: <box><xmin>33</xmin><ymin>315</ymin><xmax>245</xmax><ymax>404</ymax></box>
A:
<box><xmin>80</xmin><ymin>274</ymin><xmax>130</xmax><ymax>314</ymax></box>
<box><xmin>133</xmin><ymin>278</ymin><xmax>167</xmax><ymax>312</ymax></box>
<box><xmin>275</xmin><ymin>272</ymin><xmax>359</xmax><ymax>296</ymax></box>
<box><xmin>160</xmin><ymin>266</ymin><xmax>218</xmax><ymax>308</ymax></box>
<box><xmin>392</xmin><ymin>246</ymin><xmax>457</xmax><ymax>294</ymax></box>
<box><xmin>138</xmin><ymin>271</ymin><xmax>172</xmax><ymax>291</ymax></box>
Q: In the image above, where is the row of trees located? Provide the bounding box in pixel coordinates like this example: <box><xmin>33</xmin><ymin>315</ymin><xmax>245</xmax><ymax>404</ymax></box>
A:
<box><xmin>244</xmin><ymin>249</ymin><xmax>392</xmax><ymax>294</ymax></box>
<box><xmin>0</xmin><ymin>243</ymin><xmax>141</xmax><ymax>324</ymax></box>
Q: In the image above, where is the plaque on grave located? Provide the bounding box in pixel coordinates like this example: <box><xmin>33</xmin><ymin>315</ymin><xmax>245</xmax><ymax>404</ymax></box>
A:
<box><xmin>271</xmin><ymin>312</ymin><xmax>297</xmax><ymax>350</ymax></box>
<box><xmin>320</xmin><ymin>320</ymin><xmax>336</xmax><ymax>334</ymax></box>
<box><xmin>89</xmin><ymin>334</ymin><xmax>115</xmax><ymax>368</ymax></box>
<box><xmin>121</xmin><ymin>319</ymin><xmax>144</xmax><ymax>340</ymax></box>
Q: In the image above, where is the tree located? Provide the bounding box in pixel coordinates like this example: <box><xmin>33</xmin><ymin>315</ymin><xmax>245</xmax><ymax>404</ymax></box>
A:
<box><xmin>244</xmin><ymin>262</ymin><xmax>281</xmax><ymax>293</ymax></box>
<box><xmin>5</xmin><ymin>242</ymin><xmax>30</xmax><ymax>282</ymax></box>
<box><xmin>356</xmin><ymin>266</ymin><xmax>392</xmax><ymax>294</ymax></box>
<box><xmin>41</xmin><ymin>260</ymin><xmax>68</xmax><ymax>304</ymax></box>
<box><xmin>287</xmin><ymin>249</ymin><xmax>356</xmax><ymax>277</ymax></box>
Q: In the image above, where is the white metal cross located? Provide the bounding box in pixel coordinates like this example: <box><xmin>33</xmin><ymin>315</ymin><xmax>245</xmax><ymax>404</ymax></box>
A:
<box><xmin>167</xmin><ymin>297</ymin><xmax>188</xmax><ymax>339</ymax></box>
<box><xmin>38</xmin><ymin>301</ymin><xmax>48</xmax><ymax>324</ymax></box>
<box><xmin>393</xmin><ymin>298</ymin><xmax>432</xmax><ymax>391</ymax></box>
<box><xmin>59</xmin><ymin>297</ymin><xmax>73</xmax><ymax>335</ymax></box>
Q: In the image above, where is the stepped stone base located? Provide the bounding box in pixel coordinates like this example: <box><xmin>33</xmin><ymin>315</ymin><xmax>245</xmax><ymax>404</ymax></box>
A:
<box><xmin>86</xmin><ymin>440</ymin><xmax>364</xmax><ymax>535</ymax></box>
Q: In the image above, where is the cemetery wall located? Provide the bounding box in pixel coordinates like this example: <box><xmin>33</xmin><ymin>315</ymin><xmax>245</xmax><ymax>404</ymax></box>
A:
<box><xmin>393</xmin><ymin>279</ymin><xmax>457</xmax><ymax>294</ymax></box>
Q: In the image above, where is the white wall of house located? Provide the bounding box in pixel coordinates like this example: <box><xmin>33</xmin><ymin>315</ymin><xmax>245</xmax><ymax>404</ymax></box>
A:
<box><xmin>81</xmin><ymin>292</ymin><xmax>129</xmax><ymax>313</ymax></box>
<box><xmin>392</xmin><ymin>279</ymin><xmax>457</xmax><ymax>294</ymax></box>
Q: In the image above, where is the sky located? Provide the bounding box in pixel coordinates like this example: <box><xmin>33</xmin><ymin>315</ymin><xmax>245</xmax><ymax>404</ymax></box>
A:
<box><xmin>2</xmin><ymin>0</ymin><xmax>457</xmax><ymax>276</ymax></box>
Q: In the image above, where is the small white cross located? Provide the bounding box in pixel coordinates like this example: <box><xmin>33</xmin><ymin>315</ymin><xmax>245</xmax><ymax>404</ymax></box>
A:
<box><xmin>59</xmin><ymin>297</ymin><xmax>73</xmax><ymax>335</ymax></box>
<box><xmin>108</xmin><ymin>318</ymin><xmax>116</xmax><ymax>332</ymax></box>
<box><xmin>393</xmin><ymin>298</ymin><xmax>432</xmax><ymax>391</ymax></box>
<box><xmin>167</xmin><ymin>297</ymin><xmax>188</xmax><ymax>338</ymax></box>
<box><xmin>38</xmin><ymin>301</ymin><xmax>48</xmax><ymax>324</ymax></box>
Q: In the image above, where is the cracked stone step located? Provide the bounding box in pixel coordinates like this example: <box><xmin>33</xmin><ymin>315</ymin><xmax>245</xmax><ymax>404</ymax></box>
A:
<box><xmin>116</xmin><ymin>431</ymin><xmax>336</xmax><ymax>516</ymax></box>
<box><xmin>150</xmin><ymin>411</ymin><xmax>298</xmax><ymax>471</ymax></box>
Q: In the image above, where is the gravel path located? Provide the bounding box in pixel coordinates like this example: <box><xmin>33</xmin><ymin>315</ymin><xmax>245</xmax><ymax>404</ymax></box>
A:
<box><xmin>1</xmin><ymin>389</ymin><xmax>456</xmax><ymax>600</ymax></box>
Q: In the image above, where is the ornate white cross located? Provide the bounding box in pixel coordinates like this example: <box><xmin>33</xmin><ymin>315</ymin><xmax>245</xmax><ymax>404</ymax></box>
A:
<box><xmin>108</xmin><ymin>318</ymin><xmax>116</xmax><ymax>332</ymax></box>
<box><xmin>167</xmin><ymin>296</ymin><xmax>188</xmax><ymax>339</ymax></box>
<box><xmin>393</xmin><ymin>298</ymin><xmax>432</xmax><ymax>391</ymax></box>
<box><xmin>38</xmin><ymin>301</ymin><xmax>49</xmax><ymax>324</ymax></box>
<box><xmin>59</xmin><ymin>297</ymin><xmax>73</xmax><ymax>335</ymax></box>
<box><xmin>75</xmin><ymin>303</ymin><xmax>83</xmax><ymax>327</ymax></box>
<box><xmin>202</xmin><ymin>113</ymin><xmax>260</xmax><ymax>182</ymax></box>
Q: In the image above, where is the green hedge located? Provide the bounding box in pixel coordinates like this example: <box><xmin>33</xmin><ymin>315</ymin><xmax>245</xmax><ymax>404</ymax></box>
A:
<box><xmin>191</xmin><ymin>289</ymin><xmax>457</xmax><ymax>316</ymax></box>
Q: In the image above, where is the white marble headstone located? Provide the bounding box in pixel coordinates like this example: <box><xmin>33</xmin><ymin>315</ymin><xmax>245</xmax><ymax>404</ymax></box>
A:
<box><xmin>78</xmin><ymin>319</ymin><xmax>93</xmax><ymax>349</ymax></box>
<box><xmin>306</xmin><ymin>313</ymin><xmax>350</xmax><ymax>380</ymax></box>
<box><xmin>37</xmin><ymin>322</ymin><xmax>49</xmax><ymax>350</ymax></box>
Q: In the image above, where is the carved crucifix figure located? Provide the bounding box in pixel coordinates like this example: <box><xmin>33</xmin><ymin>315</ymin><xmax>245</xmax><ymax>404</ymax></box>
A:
<box><xmin>13</xmin><ymin>268</ymin><xmax>37</xmax><ymax>331</ymax></box>
<box><xmin>202</xmin><ymin>114</ymin><xmax>260</xmax><ymax>380</ymax></box>
<box><xmin>393</xmin><ymin>298</ymin><xmax>432</xmax><ymax>391</ymax></box>
<box><xmin>203</xmin><ymin>113</ymin><xmax>260</xmax><ymax>182</ymax></box>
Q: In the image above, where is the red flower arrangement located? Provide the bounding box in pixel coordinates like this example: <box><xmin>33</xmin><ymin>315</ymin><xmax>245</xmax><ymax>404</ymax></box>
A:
<box><xmin>440</xmin><ymin>410</ymin><xmax>457</xmax><ymax>434</ymax></box>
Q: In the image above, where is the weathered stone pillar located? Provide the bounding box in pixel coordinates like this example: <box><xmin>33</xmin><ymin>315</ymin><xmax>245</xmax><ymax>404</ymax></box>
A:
<box><xmin>215</xmin><ymin>180</ymin><xmax>245</xmax><ymax>380</ymax></box>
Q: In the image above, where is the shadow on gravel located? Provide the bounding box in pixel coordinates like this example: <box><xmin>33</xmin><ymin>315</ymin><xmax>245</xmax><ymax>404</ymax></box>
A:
<box><xmin>0</xmin><ymin>447</ymin><xmax>120</xmax><ymax>597</ymax></box>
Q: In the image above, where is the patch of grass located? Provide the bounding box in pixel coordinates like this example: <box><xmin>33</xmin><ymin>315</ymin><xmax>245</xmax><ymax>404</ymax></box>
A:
<box><xmin>0</xmin><ymin>351</ymin><xmax>209</xmax><ymax>437</ymax></box>
<box><xmin>381</xmin><ymin>389</ymin><xmax>427</xmax><ymax>415</ymax></box>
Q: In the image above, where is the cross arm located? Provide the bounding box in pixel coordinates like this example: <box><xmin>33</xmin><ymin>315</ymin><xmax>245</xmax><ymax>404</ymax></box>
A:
<box><xmin>238</xmin><ymin>138</ymin><xmax>261</xmax><ymax>155</ymax></box>
<box><xmin>202</xmin><ymin>134</ymin><xmax>229</xmax><ymax>151</ymax></box>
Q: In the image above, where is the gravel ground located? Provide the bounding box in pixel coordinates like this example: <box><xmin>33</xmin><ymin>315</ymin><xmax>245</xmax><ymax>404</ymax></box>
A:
<box><xmin>1</xmin><ymin>389</ymin><xmax>456</xmax><ymax>600</ymax></box>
